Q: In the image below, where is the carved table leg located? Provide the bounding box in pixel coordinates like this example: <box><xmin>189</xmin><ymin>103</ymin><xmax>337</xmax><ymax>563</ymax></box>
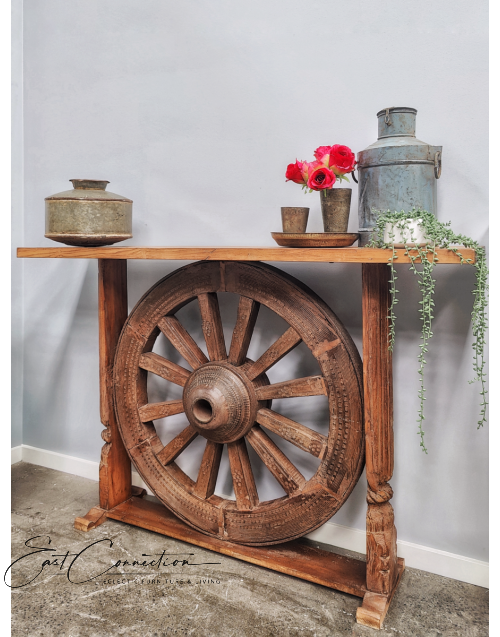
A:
<box><xmin>75</xmin><ymin>259</ymin><xmax>145</xmax><ymax>532</ymax></box>
<box><xmin>356</xmin><ymin>264</ymin><xmax>405</xmax><ymax>629</ymax></box>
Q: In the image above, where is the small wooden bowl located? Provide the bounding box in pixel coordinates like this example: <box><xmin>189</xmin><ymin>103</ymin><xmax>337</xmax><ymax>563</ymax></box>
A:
<box><xmin>271</xmin><ymin>232</ymin><xmax>359</xmax><ymax>248</ymax></box>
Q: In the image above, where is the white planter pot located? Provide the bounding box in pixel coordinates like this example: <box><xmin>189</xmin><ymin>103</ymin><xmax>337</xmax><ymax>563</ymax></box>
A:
<box><xmin>383</xmin><ymin>219</ymin><xmax>430</xmax><ymax>247</ymax></box>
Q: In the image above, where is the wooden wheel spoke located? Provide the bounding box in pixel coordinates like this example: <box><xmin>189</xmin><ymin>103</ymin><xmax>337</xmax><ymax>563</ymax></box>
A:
<box><xmin>246</xmin><ymin>327</ymin><xmax>302</xmax><ymax>381</ymax></box>
<box><xmin>246</xmin><ymin>426</ymin><xmax>306</xmax><ymax>495</ymax></box>
<box><xmin>198</xmin><ymin>293</ymin><xmax>227</xmax><ymax>361</ymax></box>
<box><xmin>228</xmin><ymin>296</ymin><xmax>260</xmax><ymax>366</ymax></box>
<box><xmin>193</xmin><ymin>440</ymin><xmax>223</xmax><ymax>500</ymax></box>
<box><xmin>139</xmin><ymin>352</ymin><xmax>191</xmax><ymax>386</ymax></box>
<box><xmin>255</xmin><ymin>375</ymin><xmax>327</xmax><ymax>401</ymax></box>
<box><xmin>138</xmin><ymin>399</ymin><xmax>184</xmax><ymax>422</ymax></box>
<box><xmin>256</xmin><ymin>408</ymin><xmax>327</xmax><ymax>458</ymax></box>
<box><xmin>165</xmin><ymin>462</ymin><xmax>195</xmax><ymax>492</ymax></box>
<box><xmin>158</xmin><ymin>315</ymin><xmax>208</xmax><ymax>370</ymax></box>
<box><xmin>156</xmin><ymin>425</ymin><xmax>198</xmax><ymax>466</ymax></box>
<box><xmin>227</xmin><ymin>438</ymin><xmax>259</xmax><ymax>510</ymax></box>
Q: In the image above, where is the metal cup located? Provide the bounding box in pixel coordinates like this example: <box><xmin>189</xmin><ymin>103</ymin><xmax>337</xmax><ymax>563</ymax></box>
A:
<box><xmin>320</xmin><ymin>189</ymin><xmax>352</xmax><ymax>233</ymax></box>
<box><xmin>281</xmin><ymin>207</ymin><xmax>309</xmax><ymax>233</ymax></box>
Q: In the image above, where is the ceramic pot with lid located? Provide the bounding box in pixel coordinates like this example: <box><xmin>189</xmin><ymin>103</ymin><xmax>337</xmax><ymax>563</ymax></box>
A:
<box><xmin>45</xmin><ymin>179</ymin><xmax>133</xmax><ymax>247</ymax></box>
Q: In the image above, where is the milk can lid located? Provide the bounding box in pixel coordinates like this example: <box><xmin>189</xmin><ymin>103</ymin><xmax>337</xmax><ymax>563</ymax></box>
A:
<box><xmin>376</xmin><ymin>107</ymin><xmax>417</xmax><ymax>117</ymax></box>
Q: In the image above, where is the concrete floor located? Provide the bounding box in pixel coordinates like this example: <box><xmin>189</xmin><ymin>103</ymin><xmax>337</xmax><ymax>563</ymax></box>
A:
<box><xmin>11</xmin><ymin>462</ymin><xmax>488</xmax><ymax>637</ymax></box>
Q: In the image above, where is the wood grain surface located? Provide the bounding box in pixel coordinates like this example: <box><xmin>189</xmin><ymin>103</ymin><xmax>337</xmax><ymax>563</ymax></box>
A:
<box><xmin>227</xmin><ymin>296</ymin><xmax>260</xmax><ymax>366</ymax></box>
<box><xmin>357</xmin><ymin>263</ymin><xmax>402</xmax><ymax>628</ymax></box>
<box><xmin>106</xmin><ymin>496</ymin><xmax>370</xmax><ymax>597</ymax></box>
<box><xmin>256</xmin><ymin>408</ymin><xmax>327</xmax><ymax>459</ymax></box>
<box><xmin>17</xmin><ymin>246</ymin><xmax>476</xmax><ymax>263</ymax></box>
<box><xmin>139</xmin><ymin>353</ymin><xmax>191</xmax><ymax>386</ymax></box>
<box><xmin>97</xmin><ymin>259</ymin><xmax>132</xmax><ymax>509</ymax></box>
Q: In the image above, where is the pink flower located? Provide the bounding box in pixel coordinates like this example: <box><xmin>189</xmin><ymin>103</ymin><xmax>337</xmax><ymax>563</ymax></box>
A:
<box><xmin>328</xmin><ymin>144</ymin><xmax>356</xmax><ymax>175</ymax></box>
<box><xmin>301</xmin><ymin>160</ymin><xmax>319</xmax><ymax>181</ymax></box>
<box><xmin>313</xmin><ymin>146</ymin><xmax>333</xmax><ymax>162</ymax></box>
<box><xmin>307</xmin><ymin>165</ymin><xmax>336</xmax><ymax>191</ymax></box>
<box><xmin>285</xmin><ymin>160</ymin><xmax>307</xmax><ymax>185</ymax></box>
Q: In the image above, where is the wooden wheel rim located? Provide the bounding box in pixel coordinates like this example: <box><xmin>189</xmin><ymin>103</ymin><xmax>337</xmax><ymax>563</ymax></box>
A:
<box><xmin>113</xmin><ymin>261</ymin><xmax>364</xmax><ymax>545</ymax></box>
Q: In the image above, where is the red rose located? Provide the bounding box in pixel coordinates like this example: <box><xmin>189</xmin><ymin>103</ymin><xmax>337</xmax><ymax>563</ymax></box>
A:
<box><xmin>285</xmin><ymin>160</ymin><xmax>307</xmax><ymax>185</ymax></box>
<box><xmin>302</xmin><ymin>160</ymin><xmax>320</xmax><ymax>181</ymax></box>
<box><xmin>313</xmin><ymin>146</ymin><xmax>333</xmax><ymax>162</ymax></box>
<box><xmin>307</xmin><ymin>165</ymin><xmax>336</xmax><ymax>191</ymax></box>
<box><xmin>328</xmin><ymin>144</ymin><xmax>356</xmax><ymax>175</ymax></box>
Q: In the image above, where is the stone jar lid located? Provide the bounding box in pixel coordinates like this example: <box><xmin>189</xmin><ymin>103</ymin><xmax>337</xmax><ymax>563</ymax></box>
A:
<box><xmin>45</xmin><ymin>179</ymin><xmax>133</xmax><ymax>203</ymax></box>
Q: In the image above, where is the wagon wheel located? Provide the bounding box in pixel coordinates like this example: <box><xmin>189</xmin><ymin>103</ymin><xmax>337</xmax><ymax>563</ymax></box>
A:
<box><xmin>113</xmin><ymin>261</ymin><xmax>364</xmax><ymax>546</ymax></box>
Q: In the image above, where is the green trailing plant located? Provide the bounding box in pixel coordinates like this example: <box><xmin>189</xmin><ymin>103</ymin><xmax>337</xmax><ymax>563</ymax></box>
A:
<box><xmin>366</xmin><ymin>209</ymin><xmax>488</xmax><ymax>452</ymax></box>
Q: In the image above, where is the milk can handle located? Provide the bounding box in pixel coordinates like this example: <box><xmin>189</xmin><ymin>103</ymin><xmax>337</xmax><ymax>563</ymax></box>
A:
<box><xmin>351</xmin><ymin>162</ymin><xmax>359</xmax><ymax>184</ymax></box>
<box><xmin>434</xmin><ymin>151</ymin><xmax>442</xmax><ymax>179</ymax></box>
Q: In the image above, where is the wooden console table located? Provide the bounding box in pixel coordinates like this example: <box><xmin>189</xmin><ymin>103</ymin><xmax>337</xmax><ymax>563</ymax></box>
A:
<box><xmin>17</xmin><ymin>246</ymin><xmax>475</xmax><ymax>629</ymax></box>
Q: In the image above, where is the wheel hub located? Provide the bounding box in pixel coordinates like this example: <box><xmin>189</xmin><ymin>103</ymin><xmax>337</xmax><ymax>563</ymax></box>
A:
<box><xmin>183</xmin><ymin>362</ymin><xmax>258</xmax><ymax>444</ymax></box>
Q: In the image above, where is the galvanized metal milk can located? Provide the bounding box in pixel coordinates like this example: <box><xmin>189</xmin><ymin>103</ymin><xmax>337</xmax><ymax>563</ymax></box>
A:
<box><xmin>357</xmin><ymin>107</ymin><xmax>442</xmax><ymax>246</ymax></box>
<box><xmin>45</xmin><ymin>179</ymin><xmax>133</xmax><ymax>247</ymax></box>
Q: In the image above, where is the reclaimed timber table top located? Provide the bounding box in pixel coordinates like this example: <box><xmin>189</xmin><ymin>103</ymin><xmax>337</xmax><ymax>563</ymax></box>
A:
<box><xmin>17</xmin><ymin>246</ymin><xmax>476</xmax><ymax>264</ymax></box>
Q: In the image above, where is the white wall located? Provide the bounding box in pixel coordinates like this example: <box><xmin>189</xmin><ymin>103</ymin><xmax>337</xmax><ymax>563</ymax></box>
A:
<box><xmin>11</xmin><ymin>0</ymin><xmax>23</xmax><ymax>448</ymax></box>
<box><xmin>16</xmin><ymin>0</ymin><xmax>488</xmax><ymax>562</ymax></box>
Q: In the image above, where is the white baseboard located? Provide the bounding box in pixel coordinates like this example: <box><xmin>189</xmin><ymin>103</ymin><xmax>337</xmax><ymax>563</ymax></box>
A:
<box><xmin>11</xmin><ymin>446</ymin><xmax>22</xmax><ymax>464</ymax></box>
<box><xmin>19</xmin><ymin>445</ymin><xmax>100</xmax><ymax>480</ymax></box>
<box><xmin>306</xmin><ymin>523</ymin><xmax>489</xmax><ymax>589</ymax></box>
<box><xmin>11</xmin><ymin>444</ymin><xmax>489</xmax><ymax>589</ymax></box>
